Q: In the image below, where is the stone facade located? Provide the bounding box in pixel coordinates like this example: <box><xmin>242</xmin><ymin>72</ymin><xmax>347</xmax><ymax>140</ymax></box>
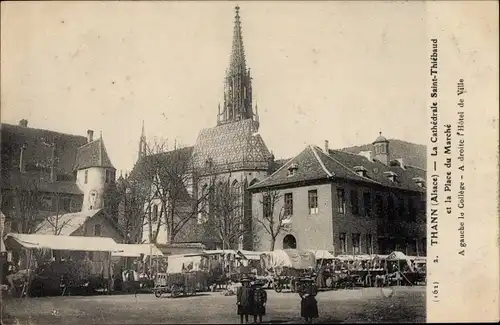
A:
<box><xmin>249</xmin><ymin>145</ymin><xmax>426</xmax><ymax>256</ymax></box>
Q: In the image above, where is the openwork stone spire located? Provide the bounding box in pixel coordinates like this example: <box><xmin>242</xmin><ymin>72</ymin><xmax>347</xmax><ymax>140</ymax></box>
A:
<box><xmin>219</xmin><ymin>5</ymin><xmax>254</xmax><ymax>125</ymax></box>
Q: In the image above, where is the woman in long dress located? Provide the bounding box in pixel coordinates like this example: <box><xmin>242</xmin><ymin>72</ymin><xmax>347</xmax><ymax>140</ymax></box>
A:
<box><xmin>299</xmin><ymin>278</ymin><xmax>319</xmax><ymax>324</ymax></box>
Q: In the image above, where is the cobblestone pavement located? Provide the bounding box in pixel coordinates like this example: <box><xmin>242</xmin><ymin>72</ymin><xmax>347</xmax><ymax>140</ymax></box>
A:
<box><xmin>1</xmin><ymin>286</ymin><xmax>425</xmax><ymax>324</ymax></box>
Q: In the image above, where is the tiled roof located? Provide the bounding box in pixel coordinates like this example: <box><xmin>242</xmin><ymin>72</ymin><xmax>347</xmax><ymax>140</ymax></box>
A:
<box><xmin>249</xmin><ymin>145</ymin><xmax>426</xmax><ymax>193</ymax></box>
<box><xmin>129</xmin><ymin>146</ymin><xmax>194</xmax><ymax>202</ymax></box>
<box><xmin>129</xmin><ymin>146</ymin><xmax>194</xmax><ymax>182</ymax></box>
<box><xmin>192</xmin><ymin>119</ymin><xmax>273</xmax><ymax>172</ymax></box>
<box><xmin>73</xmin><ymin>137</ymin><xmax>114</xmax><ymax>171</ymax></box>
<box><xmin>1</xmin><ymin>123</ymin><xmax>87</xmax><ymax>194</ymax></box>
<box><xmin>35</xmin><ymin>209</ymin><xmax>102</xmax><ymax>236</ymax></box>
<box><xmin>1</xmin><ymin>123</ymin><xmax>87</xmax><ymax>175</ymax></box>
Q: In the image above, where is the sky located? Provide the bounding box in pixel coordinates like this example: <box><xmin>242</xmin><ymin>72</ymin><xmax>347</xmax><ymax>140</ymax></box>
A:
<box><xmin>1</xmin><ymin>1</ymin><xmax>428</xmax><ymax>175</ymax></box>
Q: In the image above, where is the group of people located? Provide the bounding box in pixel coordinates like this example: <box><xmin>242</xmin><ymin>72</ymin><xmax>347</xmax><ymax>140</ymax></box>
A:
<box><xmin>236</xmin><ymin>276</ymin><xmax>268</xmax><ymax>324</ymax></box>
<box><xmin>236</xmin><ymin>275</ymin><xmax>319</xmax><ymax>324</ymax></box>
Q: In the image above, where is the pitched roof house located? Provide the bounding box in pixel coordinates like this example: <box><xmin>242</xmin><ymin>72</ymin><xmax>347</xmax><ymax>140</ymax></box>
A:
<box><xmin>1</xmin><ymin>120</ymin><xmax>118</xmax><ymax>238</ymax></box>
<box><xmin>248</xmin><ymin>137</ymin><xmax>426</xmax><ymax>255</ymax></box>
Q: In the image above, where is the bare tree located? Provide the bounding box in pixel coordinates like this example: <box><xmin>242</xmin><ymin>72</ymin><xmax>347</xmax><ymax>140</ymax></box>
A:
<box><xmin>7</xmin><ymin>178</ymin><xmax>45</xmax><ymax>234</ymax></box>
<box><xmin>202</xmin><ymin>173</ymin><xmax>248</xmax><ymax>250</ymax></box>
<box><xmin>132</xmin><ymin>138</ymin><xmax>210</xmax><ymax>243</ymax></box>
<box><xmin>102</xmin><ymin>177</ymin><xmax>147</xmax><ymax>244</ymax></box>
<box><xmin>254</xmin><ymin>188</ymin><xmax>290</xmax><ymax>251</ymax></box>
<box><xmin>43</xmin><ymin>192</ymin><xmax>79</xmax><ymax>235</ymax></box>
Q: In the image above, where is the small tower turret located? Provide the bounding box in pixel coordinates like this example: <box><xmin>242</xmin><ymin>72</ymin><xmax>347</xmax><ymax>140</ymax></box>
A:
<box><xmin>373</xmin><ymin>131</ymin><xmax>390</xmax><ymax>165</ymax></box>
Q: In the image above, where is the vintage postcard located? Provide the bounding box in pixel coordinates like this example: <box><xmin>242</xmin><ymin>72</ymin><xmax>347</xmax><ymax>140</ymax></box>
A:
<box><xmin>1</xmin><ymin>1</ymin><xmax>498</xmax><ymax>324</ymax></box>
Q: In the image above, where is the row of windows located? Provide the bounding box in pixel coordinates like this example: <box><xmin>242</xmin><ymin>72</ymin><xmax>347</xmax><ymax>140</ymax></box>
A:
<box><xmin>279</xmin><ymin>188</ymin><xmax>423</xmax><ymax>221</ymax></box>
<box><xmin>279</xmin><ymin>190</ymin><xmax>319</xmax><ymax>217</ymax></box>
<box><xmin>338</xmin><ymin>232</ymin><xmax>374</xmax><ymax>255</ymax></box>
<box><xmin>83</xmin><ymin>169</ymin><xmax>115</xmax><ymax>184</ymax></box>
<box><xmin>336</xmin><ymin>188</ymin><xmax>423</xmax><ymax>221</ymax></box>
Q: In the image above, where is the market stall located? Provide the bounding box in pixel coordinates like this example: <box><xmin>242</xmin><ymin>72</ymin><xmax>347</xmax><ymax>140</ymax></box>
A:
<box><xmin>111</xmin><ymin>244</ymin><xmax>164</xmax><ymax>293</ymax></box>
<box><xmin>153</xmin><ymin>253</ymin><xmax>210</xmax><ymax>298</ymax></box>
<box><xmin>4</xmin><ymin>233</ymin><xmax>119</xmax><ymax>297</ymax></box>
<box><xmin>260</xmin><ymin>249</ymin><xmax>316</xmax><ymax>293</ymax></box>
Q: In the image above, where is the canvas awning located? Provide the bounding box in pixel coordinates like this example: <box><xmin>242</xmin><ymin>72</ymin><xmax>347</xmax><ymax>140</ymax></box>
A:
<box><xmin>112</xmin><ymin>244</ymin><xmax>164</xmax><ymax>257</ymax></box>
<box><xmin>5</xmin><ymin>233</ymin><xmax>119</xmax><ymax>252</ymax></box>
<box><xmin>237</xmin><ymin>250</ymin><xmax>263</xmax><ymax>260</ymax></box>
<box><xmin>203</xmin><ymin>249</ymin><xmax>237</xmax><ymax>256</ymax></box>
<box><xmin>167</xmin><ymin>254</ymin><xmax>208</xmax><ymax>273</ymax></box>
<box><xmin>308</xmin><ymin>250</ymin><xmax>335</xmax><ymax>260</ymax></box>
<box><xmin>386</xmin><ymin>251</ymin><xmax>408</xmax><ymax>260</ymax></box>
<box><xmin>261</xmin><ymin>249</ymin><xmax>316</xmax><ymax>270</ymax></box>
<box><xmin>336</xmin><ymin>254</ymin><xmax>377</xmax><ymax>261</ymax></box>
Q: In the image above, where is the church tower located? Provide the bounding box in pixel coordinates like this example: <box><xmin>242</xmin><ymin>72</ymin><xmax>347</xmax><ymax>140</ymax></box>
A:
<box><xmin>218</xmin><ymin>6</ymin><xmax>259</xmax><ymax>126</ymax></box>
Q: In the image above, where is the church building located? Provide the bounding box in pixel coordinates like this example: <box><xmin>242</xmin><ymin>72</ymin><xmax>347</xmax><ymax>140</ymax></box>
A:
<box><xmin>132</xmin><ymin>6</ymin><xmax>276</xmax><ymax>250</ymax></box>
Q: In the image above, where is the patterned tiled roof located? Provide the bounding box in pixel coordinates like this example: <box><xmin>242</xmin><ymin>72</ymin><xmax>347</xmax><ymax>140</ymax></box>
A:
<box><xmin>249</xmin><ymin>145</ymin><xmax>426</xmax><ymax>193</ymax></box>
<box><xmin>192</xmin><ymin>119</ymin><xmax>273</xmax><ymax>172</ymax></box>
<box><xmin>73</xmin><ymin>137</ymin><xmax>114</xmax><ymax>171</ymax></box>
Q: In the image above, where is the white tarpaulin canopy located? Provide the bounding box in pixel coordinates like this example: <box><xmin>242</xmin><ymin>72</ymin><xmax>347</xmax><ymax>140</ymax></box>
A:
<box><xmin>5</xmin><ymin>233</ymin><xmax>119</xmax><ymax>252</ymax></box>
<box><xmin>308</xmin><ymin>250</ymin><xmax>335</xmax><ymax>260</ymax></box>
<box><xmin>237</xmin><ymin>250</ymin><xmax>263</xmax><ymax>260</ymax></box>
<box><xmin>386</xmin><ymin>251</ymin><xmax>408</xmax><ymax>260</ymax></box>
<box><xmin>112</xmin><ymin>244</ymin><xmax>163</xmax><ymax>257</ymax></box>
<box><xmin>336</xmin><ymin>254</ymin><xmax>378</xmax><ymax>261</ymax></box>
<box><xmin>167</xmin><ymin>254</ymin><xmax>208</xmax><ymax>273</ymax></box>
<box><xmin>260</xmin><ymin>249</ymin><xmax>316</xmax><ymax>270</ymax></box>
<box><xmin>203</xmin><ymin>250</ymin><xmax>237</xmax><ymax>256</ymax></box>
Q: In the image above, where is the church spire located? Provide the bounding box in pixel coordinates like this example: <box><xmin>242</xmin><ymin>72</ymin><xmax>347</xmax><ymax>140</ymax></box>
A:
<box><xmin>138</xmin><ymin>120</ymin><xmax>147</xmax><ymax>161</ymax></box>
<box><xmin>219</xmin><ymin>5</ymin><xmax>254</xmax><ymax>125</ymax></box>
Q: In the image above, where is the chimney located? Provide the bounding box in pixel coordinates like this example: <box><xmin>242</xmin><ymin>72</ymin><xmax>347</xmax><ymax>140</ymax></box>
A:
<box><xmin>19</xmin><ymin>119</ymin><xmax>28</xmax><ymax>127</ymax></box>
<box><xmin>87</xmin><ymin>130</ymin><xmax>94</xmax><ymax>143</ymax></box>
<box><xmin>359</xmin><ymin>150</ymin><xmax>373</xmax><ymax>161</ymax></box>
<box><xmin>324</xmin><ymin>140</ymin><xmax>329</xmax><ymax>153</ymax></box>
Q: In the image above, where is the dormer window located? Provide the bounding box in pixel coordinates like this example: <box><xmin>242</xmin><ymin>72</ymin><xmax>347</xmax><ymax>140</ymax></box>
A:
<box><xmin>353</xmin><ymin>166</ymin><xmax>368</xmax><ymax>177</ymax></box>
<box><xmin>413</xmin><ymin>177</ymin><xmax>426</xmax><ymax>188</ymax></box>
<box><xmin>287</xmin><ymin>163</ymin><xmax>298</xmax><ymax>177</ymax></box>
<box><xmin>384</xmin><ymin>171</ymin><xmax>398</xmax><ymax>182</ymax></box>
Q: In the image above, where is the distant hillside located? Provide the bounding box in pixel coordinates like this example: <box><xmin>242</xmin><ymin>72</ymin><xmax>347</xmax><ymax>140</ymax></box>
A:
<box><xmin>339</xmin><ymin>139</ymin><xmax>426</xmax><ymax>170</ymax></box>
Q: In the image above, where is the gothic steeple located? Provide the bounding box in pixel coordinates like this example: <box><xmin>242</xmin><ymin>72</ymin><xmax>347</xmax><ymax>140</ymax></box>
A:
<box><xmin>138</xmin><ymin>120</ymin><xmax>147</xmax><ymax>161</ymax></box>
<box><xmin>218</xmin><ymin>5</ymin><xmax>254</xmax><ymax>125</ymax></box>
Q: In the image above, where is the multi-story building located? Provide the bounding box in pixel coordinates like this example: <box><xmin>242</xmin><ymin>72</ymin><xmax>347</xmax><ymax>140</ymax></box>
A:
<box><xmin>0</xmin><ymin>119</ymin><xmax>118</xmax><ymax>238</ymax></box>
<box><xmin>248</xmin><ymin>136</ymin><xmax>426</xmax><ymax>256</ymax></box>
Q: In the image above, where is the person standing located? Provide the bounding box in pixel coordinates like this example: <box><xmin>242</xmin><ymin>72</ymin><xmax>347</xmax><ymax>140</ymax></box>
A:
<box><xmin>252</xmin><ymin>282</ymin><xmax>267</xmax><ymax>323</ymax></box>
<box><xmin>299</xmin><ymin>278</ymin><xmax>319</xmax><ymax>324</ymax></box>
<box><xmin>236</xmin><ymin>277</ymin><xmax>254</xmax><ymax>324</ymax></box>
